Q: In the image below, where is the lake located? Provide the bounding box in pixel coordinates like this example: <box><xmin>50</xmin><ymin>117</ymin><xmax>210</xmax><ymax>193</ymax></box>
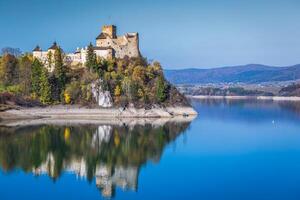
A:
<box><xmin>1</xmin><ymin>99</ymin><xmax>300</xmax><ymax>199</ymax></box>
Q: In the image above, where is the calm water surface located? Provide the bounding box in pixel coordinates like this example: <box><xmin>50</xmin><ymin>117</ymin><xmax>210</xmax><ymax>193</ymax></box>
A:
<box><xmin>1</xmin><ymin>99</ymin><xmax>300</xmax><ymax>199</ymax></box>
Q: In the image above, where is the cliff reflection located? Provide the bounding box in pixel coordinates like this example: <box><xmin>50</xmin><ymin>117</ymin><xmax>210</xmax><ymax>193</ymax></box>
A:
<box><xmin>0</xmin><ymin>122</ymin><xmax>191</xmax><ymax>198</ymax></box>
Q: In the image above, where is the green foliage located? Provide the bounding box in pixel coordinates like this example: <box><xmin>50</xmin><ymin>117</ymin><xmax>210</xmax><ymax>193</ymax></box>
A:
<box><xmin>80</xmin><ymin>84</ymin><xmax>92</xmax><ymax>102</ymax></box>
<box><xmin>6</xmin><ymin>85</ymin><xmax>23</xmax><ymax>94</ymax></box>
<box><xmin>31</xmin><ymin>59</ymin><xmax>43</xmax><ymax>97</ymax></box>
<box><xmin>18</xmin><ymin>55</ymin><xmax>32</xmax><ymax>95</ymax></box>
<box><xmin>47</xmin><ymin>51</ymin><xmax>53</xmax><ymax>71</ymax></box>
<box><xmin>65</xmin><ymin>80</ymin><xmax>81</xmax><ymax>104</ymax></box>
<box><xmin>85</xmin><ymin>43</ymin><xmax>97</xmax><ymax>72</ymax></box>
<box><xmin>0</xmin><ymin>51</ymin><xmax>176</xmax><ymax>107</ymax></box>
<box><xmin>39</xmin><ymin>68</ymin><xmax>52</xmax><ymax>104</ymax></box>
<box><xmin>156</xmin><ymin>75</ymin><xmax>167</xmax><ymax>102</ymax></box>
<box><xmin>0</xmin><ymin>84</ymin><xmax>22</xmax><ymax>94</ymax></box>
<box><xmin>54</xmin><ymin>48</ymin><xmax>67</xmax><ymax>101</ymax></box>
<box><xmin>0</xmin><ymin>85</ymin><xmax>5</xmax><ymax>93</ymax></box>
<box><xmin>47</xmin><ymin>74</ymin><xmax>60</xmax><ymax>102</ymax></box>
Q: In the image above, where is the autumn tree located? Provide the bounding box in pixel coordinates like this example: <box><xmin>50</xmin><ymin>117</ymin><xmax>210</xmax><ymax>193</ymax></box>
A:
<box><xmin>114</xmin><ymin>85</ymin><xmax>121</xmax><ymax>103</ymax></box>
<box><xmin>153</xmin><ymin>61</ymin><xmax>162</xmax><ymax>72</ymax></box>
<box><xmin>0</xmin><ymin>54</ymin><xmax>19</xmax><ymax>86</ymax></box>
<box><xmin>132</xmin><ymin>66</ymin><xmax>146</xmax><ymax>84</ymax></box>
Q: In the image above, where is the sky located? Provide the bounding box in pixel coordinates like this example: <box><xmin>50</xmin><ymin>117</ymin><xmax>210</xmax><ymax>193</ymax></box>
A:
<box><xmin>0</xmin><ymin>0</ymin><xmax>300</xmax><ymax>69</ymax></box>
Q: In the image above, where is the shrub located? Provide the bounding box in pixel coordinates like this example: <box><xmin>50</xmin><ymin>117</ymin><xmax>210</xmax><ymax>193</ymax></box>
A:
<box><xmin>3</xmin><ymin>85</ymin><xmax>23</xmax><ymax>94</ymax></box>
<box><xmin>65</xmin><ymin>81</ymin><xmax>81</xmax><ymax>104</ymax></box>
<box><xmin>64</xmin><ymin>92</ymin><xmax>71</xmax><ymax>104</ymax></box>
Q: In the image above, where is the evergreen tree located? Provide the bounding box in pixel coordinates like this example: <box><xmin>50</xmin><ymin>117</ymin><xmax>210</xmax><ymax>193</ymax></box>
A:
<box><xmin>54</xmin><ymin>48</ymin><xmax>66</xmax><ymax>101</ymax></box>
<box><xmin>31</xmin><ymin>59</ymin><xmax>43</xmax><ymax>97</ymax></box>
<box><xmin>85</xmin><ymin>43</ymin><xmax>97</xmax><ymax>72</ymax></box>
<box><xmin>47</xmin><ymin>51</ymin><xmax>53</xmax><ymax>71</ymax></box>
<box><xmin>48</xmin><ymin>74</ymin><xmax>60</xmax><ymax>102</ymax></box>
<box><xmin>39</xmin><ymin>68</ymin><xmax>52</xmax><ymax>104</ymax></box>
<box><xmin>156</xmin><ymin>75</ymin><xmax>167</xmax><ymax>102</ymax></box>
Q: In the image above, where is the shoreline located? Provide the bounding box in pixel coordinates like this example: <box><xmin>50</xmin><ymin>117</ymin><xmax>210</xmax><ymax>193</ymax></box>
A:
<box><xmin>0</xmin><ymin>115</ymin><xmax>196</xmax><ymax>127</ymax></box>
<box><xmin>188</xmin><ymin>95</ymin><xmax>300</xmax><ymax>101</ymax></box>
<box><xmin>0</xmin><ymin>105</ymin><xmax>198</xmax><ymax>123</ymax></box>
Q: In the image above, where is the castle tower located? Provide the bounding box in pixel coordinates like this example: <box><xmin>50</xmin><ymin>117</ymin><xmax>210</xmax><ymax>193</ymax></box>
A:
<box><xmin>32</xmin><ymin>45</ymin><xmax>43</xmax><ymax>60</ymax></box>
<box><xmin>102</xmin><ymin>25</ymin><xmax>116</xmax><ymax>38</ymax></box>
<box><xmin>96</xmin><ymin>25</ymin><xmax>140</xmax><ymax>58</ymax></box>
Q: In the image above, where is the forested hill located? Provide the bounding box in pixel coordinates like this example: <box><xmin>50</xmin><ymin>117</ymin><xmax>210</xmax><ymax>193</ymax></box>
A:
<box><xmin>0</xmin><ymin>46</ymin><xmax>189</xmax><ymax>109</ymax></box>
<box><xmin>164</xmin><ymin>64</ymin><xmax>300</xmax><ymax>84</ymax></box>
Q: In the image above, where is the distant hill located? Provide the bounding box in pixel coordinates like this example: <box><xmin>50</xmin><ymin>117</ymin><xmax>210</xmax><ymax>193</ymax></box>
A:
<box><xmin>164</xmin><ymin>64</ymin><xmax>300</xmax><ymax>84</ymax></box>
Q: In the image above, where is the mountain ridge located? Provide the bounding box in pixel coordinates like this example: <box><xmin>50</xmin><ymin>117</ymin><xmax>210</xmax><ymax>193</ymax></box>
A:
<box><xmin>164</xmin><ymin>64</ymin><xmax>300</xmax><ymax>84</ymax></box>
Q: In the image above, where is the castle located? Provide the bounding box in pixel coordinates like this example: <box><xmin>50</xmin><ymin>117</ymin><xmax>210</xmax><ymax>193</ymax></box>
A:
<box><xmin>33</xmin><ymin>25</ymin><xmax>140</xmax><ymax>71</ymax></box>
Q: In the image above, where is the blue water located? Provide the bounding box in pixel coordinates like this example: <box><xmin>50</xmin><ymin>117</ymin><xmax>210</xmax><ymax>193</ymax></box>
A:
<box><xmin>1</xmin><ymin>99</ymin><xmax>300</xmax><ymax>199</ymax></box>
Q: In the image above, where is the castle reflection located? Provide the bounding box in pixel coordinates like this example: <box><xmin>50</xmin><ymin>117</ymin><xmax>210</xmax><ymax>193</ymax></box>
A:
<box><xmin>0</xmin><ymin>122</ymin><xmax>191</xmax><ymax>198</ymax></box>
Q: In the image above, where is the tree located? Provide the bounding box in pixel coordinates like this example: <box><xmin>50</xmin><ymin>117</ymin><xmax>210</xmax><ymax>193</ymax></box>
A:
<box><xmin>85</xmin><ymin>43</ymin><xmax>97</xmax><ymax>71</ymax></box>
<box><xmin>0</xmin><ymin>54</ymin><xmax>19</xmax><ymax>86</ymax></box>
<box><xmin>64</xmin><ymin>81</ymin><xmax>82</xmax><ymax>104</ymax></box>
<box><xmin>121</xmin><ymin>77</ymin><xmax>132</xmax><ymax>99</ymax></box>
<box><xmin>48</xmin><ymin>74</ymin><xmax>60</xmax><ymax>102</ymax></box>
<box><xmin>31</xmin><ymin>59</ymin><xmax>43</xmax><ymax>97</ymax></box>
<box><xmin>132</xmin><ymin>66</ymin><xmax>146</xmax><ymax>84</ymax></box>
<box><xmin>47</xmin><ymin>51</ymin><xmax>53</xmax><ymax>71</ymax></box>
<box><xmin>153</xmin><ymin>61</ymin><xmax>162</xmax><ymax>72</ymax></box>
<box><xmin>19</xmin><ymin>55</ymin><xmax>32</xmax><ymax>95</ymax></box>
<box><xmin>39</xmin><ymin>68</ymin><xmax>52</xmax><ymax>104</ymax></box>
<box><xmin>1</xmin><ymin>47</ymin><xmax>22</xmax><ymax>57</ymax></box>
<box><xmin>114</xmin><ymin>85</ymin><xmax>121</xmax><ymax>97</ymax></box>
<box><xmin>54</xmin><ymin>48</ymin><xmax>66</xmax><ymax>101</ymax></box>
<box><xmin>156</xmin><ymin>75</ymin><xmax>167</xmax><ymax>102</ymax></box>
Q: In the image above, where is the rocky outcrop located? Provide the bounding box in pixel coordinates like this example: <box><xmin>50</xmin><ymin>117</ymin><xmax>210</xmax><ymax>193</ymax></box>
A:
<box><xmin>91</xmin><ymin>79</ymin><xmax>113</xmax><ymax>107</ymax></box>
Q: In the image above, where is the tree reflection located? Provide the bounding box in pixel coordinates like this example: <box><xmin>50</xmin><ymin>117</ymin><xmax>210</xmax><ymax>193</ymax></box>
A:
<box><xmin>0</xmin><ymin>122</ymin><xmax>190</xmax><ymax>198</ymax></box>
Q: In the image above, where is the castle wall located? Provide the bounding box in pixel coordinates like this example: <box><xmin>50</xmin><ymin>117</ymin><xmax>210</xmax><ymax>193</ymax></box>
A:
<box><xmin>33</xmin><ymin>51</ymin><xmax>48</xmax><ymax>63</ymax></box>
<box><xmin>33</xmin><ymin>25</ymin><xmax>140</xmax><ymax>70</ymax></box>
<box><xmin>94</xmin><ymin>49</ymin><xmax>113</xmax><ymax>59</ymax></box>
<box><xmin>96</xmin><ymin>33</ymin><xmax>139</xmax><ymax>58</ymax></box>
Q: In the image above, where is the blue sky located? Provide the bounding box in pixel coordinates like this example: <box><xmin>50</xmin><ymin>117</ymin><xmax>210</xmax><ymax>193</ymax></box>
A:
<box><xmin>0</xmin><ymin>0</ymin><xmax>300</xmax><ymax>69</ymax></box>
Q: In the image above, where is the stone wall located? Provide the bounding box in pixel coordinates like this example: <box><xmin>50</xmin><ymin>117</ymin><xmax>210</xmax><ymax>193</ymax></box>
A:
<box><xmin>33</xmin><ymin>50</ymin><xmax>55</xmax><ymax>72</ymax></box>
<box><xmin>32</xmin><ymin>25</ymin><xmax>140</xmax><ymax>70</ymax></box>
<box><xmin>96</xmin><ymin>33</ymin><xmax>140</xmax><ymax>58</ymax></box>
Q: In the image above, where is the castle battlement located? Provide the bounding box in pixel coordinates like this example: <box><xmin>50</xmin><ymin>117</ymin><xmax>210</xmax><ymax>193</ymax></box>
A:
<box><xmin>33</xmin><ymin>25</ymin><xmax>140</xmax><ymax>71</ymax></box>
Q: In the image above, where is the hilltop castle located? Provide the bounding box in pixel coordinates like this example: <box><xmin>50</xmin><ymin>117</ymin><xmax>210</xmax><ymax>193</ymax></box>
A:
<box><xmin>33</xmin><ymin>25</ymin><xmax>140</xmax><ymax>71</ymax></box>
